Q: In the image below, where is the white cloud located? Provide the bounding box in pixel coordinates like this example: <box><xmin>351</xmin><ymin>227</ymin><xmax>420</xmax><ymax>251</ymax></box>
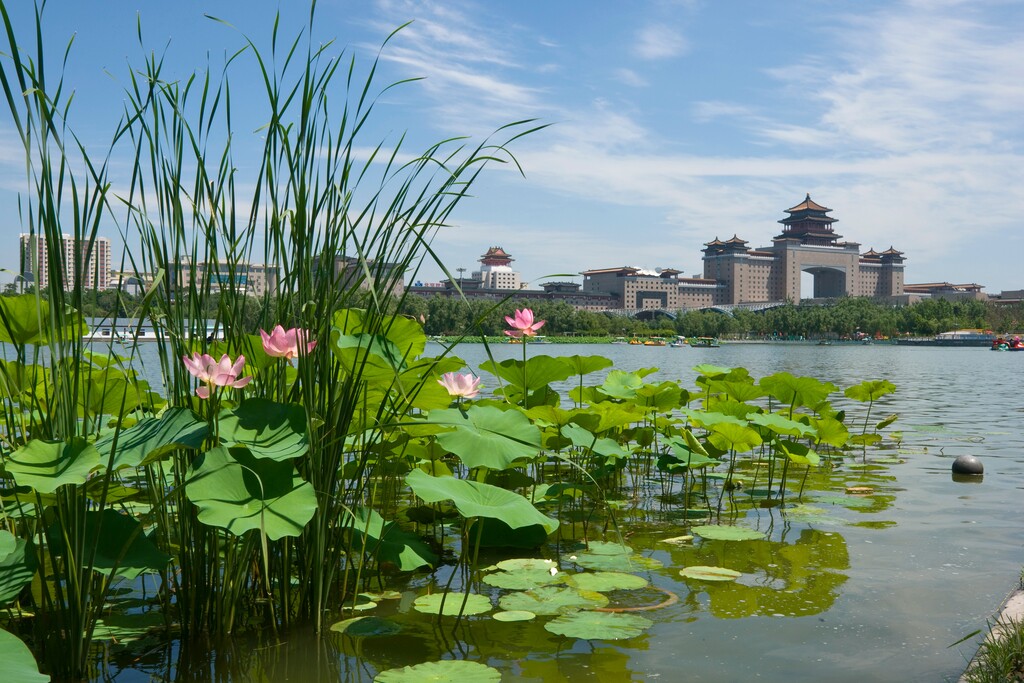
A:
<box><xmin>633</xmin><ymin>24</ymin><xmax>688</xmax><ymax>60</ymax></box>
<box><xmin>613</xmin><ymin>68</ymin><xmax>649</xmax><ymax>88</ymax></box>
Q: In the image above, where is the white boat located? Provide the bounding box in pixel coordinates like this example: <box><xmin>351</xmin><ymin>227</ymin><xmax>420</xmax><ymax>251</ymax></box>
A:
<box><xmin>669</xmin><ymin>336</ymin><xmax>687</xmax><ymax>348</ymax></box>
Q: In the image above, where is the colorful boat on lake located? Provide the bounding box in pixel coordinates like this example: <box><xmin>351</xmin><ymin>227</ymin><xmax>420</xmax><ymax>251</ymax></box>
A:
<box><xmin>689</xmin><ymin>336</ymin><xmax>721</xmax><ymax>348</ymax></box>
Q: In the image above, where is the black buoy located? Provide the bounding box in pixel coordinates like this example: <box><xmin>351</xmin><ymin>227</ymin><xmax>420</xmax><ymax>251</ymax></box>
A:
<box><xmin>951</xmin><ymin>455</ymin><xmax>984</xmax><ymax>476</ymax></box>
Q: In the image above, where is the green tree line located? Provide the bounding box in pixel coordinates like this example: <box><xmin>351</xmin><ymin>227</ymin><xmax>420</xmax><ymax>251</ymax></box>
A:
<box><xmin>8</xmin><ymin>284</ymin><xmax>1020</xmax><ymax>339</ymax></box>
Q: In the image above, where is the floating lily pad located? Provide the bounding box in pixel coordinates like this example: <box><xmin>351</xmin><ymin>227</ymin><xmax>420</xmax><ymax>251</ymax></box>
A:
<box><xmin>331</xmin><ymin>616</ymin><xmax>402</xmax><ymax>637</ymax></box>
<box><xmin>584</xmin><ymin>540</ymin><xmax>633</xmax><ymax>555</ymax></box>
<box><xmin>781</xmin><ymin>504</ymin><xmax>837</xmax><ymax>524</ymax></box>
<box><xmin>544</xmin><ymin>611</ymin><xmax>653</xmax><ymax>640</ymax></box>
<box><xmin>495</xmin><ymin>558</ymin><xmax>557</xmax><ymax>572</ymax></box>
<box><xmin>492</xmin><ymin>610</ymin><xmax>536</xmax><ymax>622</ymax></box>
<box><xmin>498</xmin><ymin>586</ymin><xmax>608</xmax><ymax>615</ymax></box>
<box><xmin>0</xmin><ymin>627</ymin><xmax>49</xmax><ymax>682</ymax></box>
<box><xmin>679</xmin><ymin>565</ymin><xmax>742</xmax><ymax>581</ymax></box>
<box><xmin>565</xmin><ymin>571</ymin><xmax>649</xmax><ymax>592</ymax></box>
<box><xmin>93</xmin><ymin>611</ymin><xmax>165</xmax><ymax>642</ymax></box>
<box><xmin>692</xmin><ymin>525</ymin><xmax>764</xmax><ymax>542</ymax></box>
<box><xmin>482</xmin><ymin>569</ymin><xmax>563</xmax><ymax>590</ymax></box>
<box><xmin>361</xmin><ymin>590</ymin><xmax>403</xmax><ymax>601</ymax></box>
<box><xmin>413</xmin><ymin>592</ymin><xmax>491</xmax><ymax>616</ymax></box>
<box><xmin>811</xmin><ymin>494</ymin><xmax>875</xmax><ymax>509</ymax></box>
<box><xmin>573</xmin><ymin>552</ymin><xmax>664</xmax><ymax>572</ymax></box>
<box><xmin>375</xmin><ymin>659</ymin><xmax>501</xmax><ymax>682</ymax></box>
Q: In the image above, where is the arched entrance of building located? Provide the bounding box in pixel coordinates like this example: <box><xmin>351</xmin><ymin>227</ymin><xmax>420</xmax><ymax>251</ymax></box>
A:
<box><xmin>800</xmin><ymin>265</ymin><xmax>847</xmax><ymax>300</ymax></box>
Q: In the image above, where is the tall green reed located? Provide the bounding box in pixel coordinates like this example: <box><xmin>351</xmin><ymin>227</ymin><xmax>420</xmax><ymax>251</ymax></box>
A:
<box><xmin>116</xmin><ymin>9</ymin><xmax>540</xmax><ymax>636</ymax></box>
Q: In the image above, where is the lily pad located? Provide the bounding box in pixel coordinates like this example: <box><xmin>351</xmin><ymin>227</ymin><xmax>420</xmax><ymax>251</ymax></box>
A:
<box><xmin>498</xmin><ymin>585</ymin><xmax>609</xmax><ymax>615</ymax></box>
<box><xmin>492</xmin><ymin>610</ymin><xmax>536</xmax><ymax>622</ymax></box>
<box><xmin>413</xmin><ymin>592</ymin><xmax>491</xmax><ymax>616</ymax></box>
<box><xmin>375</xmin><ymin>659</ymin><xmax>501</xmax><ymax>682</ymax></box>
<box><xmin>679</xmin><ymin>565</ymin><xmax>743</xmax><ymax>581</ymax></box>
<box><xmin>585</xmin><ymin>540</ymin><xmax>633</xmax><ymax>556</ymax></box>
<box><xmin>573</xmin><ymin>553</ymin><xmax>664</xmax><ymax>572</ymax></box>
<box><xmin>0</xmin><ymin>627</ymin><xmax>49</xmax><ymax>682</ymax></box>
<box><xmin>495</xmin><ymin>558</ymin><xmax>558</xmax><ymax>572</ymax></box>
<box><xmin>565</xmin><ymin>571</ymin><xmax>649</xmax><ymax>592</ymax></box>
<box><xmin>811</xmin><ymin>494</ymin><xmax>875</xmax><ymax>509</ymax></box>
<box><xmin>544</xmin><ymin>611</ymin><xmax>653</xmax><ymax>640</ymax></box>
<box><xmin>330</xmin><ymin>616</ymin><xmax>402</xmax><ymax>637</ymax></box>
<box><xmin>482</xmin><ymin>569</ymin><xmax>563</xmax><ymax>591</ymax></box>
<box><xmin>692</xmin><ymin>524</ymin><xmax>764</xmax><ymax>542</ymax></box>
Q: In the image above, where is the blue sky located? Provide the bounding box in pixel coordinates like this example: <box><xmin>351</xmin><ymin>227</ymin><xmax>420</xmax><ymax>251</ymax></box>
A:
<box><xmin>1</xmin><ymin>0</ymin><xmax>1022</xmax><ymax>294</ymax></box>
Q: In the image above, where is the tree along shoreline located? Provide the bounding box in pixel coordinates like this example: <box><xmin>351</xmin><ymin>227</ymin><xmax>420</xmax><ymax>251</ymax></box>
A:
<box><xmin>20</xmin><ymin>287</ymin><xmax>1019</xmax><ymax>341</ymax></box>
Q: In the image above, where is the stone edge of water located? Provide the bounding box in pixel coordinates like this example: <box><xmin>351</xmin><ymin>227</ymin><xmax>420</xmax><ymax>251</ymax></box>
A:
<box><xmin>959</xmin><ymin>587</ymin><xmax>1024</xmax><ymax>682</ymax></box>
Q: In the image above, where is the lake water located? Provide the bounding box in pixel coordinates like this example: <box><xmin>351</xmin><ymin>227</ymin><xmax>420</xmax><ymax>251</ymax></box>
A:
<box><xmin>19</xmin><ymin>339</ymin><xmax>1024</xmax><ymax>681</ymax></box>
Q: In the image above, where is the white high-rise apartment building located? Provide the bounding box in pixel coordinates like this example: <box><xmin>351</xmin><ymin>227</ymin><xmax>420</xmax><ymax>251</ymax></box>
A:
<box><xmin>19</xmin><ymin>233</ymin><xmax>112</xmax><ymax>290</ymax></box>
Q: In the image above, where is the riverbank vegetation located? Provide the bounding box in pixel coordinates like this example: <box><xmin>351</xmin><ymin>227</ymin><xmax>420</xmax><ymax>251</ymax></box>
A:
<box><xmin>36</xmin><ymin>287</ymin><xmax>1022</xmax><ymax>342</ymax></box>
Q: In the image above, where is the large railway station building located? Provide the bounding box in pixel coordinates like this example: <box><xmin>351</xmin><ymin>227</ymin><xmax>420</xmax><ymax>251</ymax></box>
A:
<box><xmin>583</xmin><ymin>194</ymin><xmax>906</xmax><ymax>309</ymax></box>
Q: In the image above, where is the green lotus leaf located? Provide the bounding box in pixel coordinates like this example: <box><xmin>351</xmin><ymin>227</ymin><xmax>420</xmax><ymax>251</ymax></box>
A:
<box><xmin>0</xmin><ymin>293</ymin><xmax>83</xmax><ymax>346</ymax></box>
<box><xmin>544</xmin><ymin>611</ymin><xmax>653</xmax><ymax>640</ymax></box>
<box><xmin>683</xmin><ymin>410</ymin><xmax>746</xmax><ymax>429</ymax></box>
<box><xmin>751</xmin><ymin>412</ymin><xmax>817</xmax><ymax>438</ymax></box>
<box><xmin>844</xmin><ymin>379</ymin><xmax>896</xmax><ymax>403</ymax></box>
<box><xmin>375</xmin><ymin>659</ymin><xmax>500</xmax><ymax>683</ymax></box>
<box><xmin>76</xmin><ymin>368</ymin><xmax>162</xmax><ymax>417</ymax></box>
<box><xmin>92</xmin><ymin>611</ymin><xmax>164</xmax><ymax>643</ymax></box>
<box><xmin>406</xmin><ymin>469</ymin><xmax>557</xmax><ymax>533</ymax></box>
<box><xmin>560</xmin><ymin>355</ymin><xmax>614</xmax><ymax>377</ymax></box>
<box><xmin>710</xmin><ymin>379</ymin><xmax>766</xmax><ymax>403</ymax></box>
<box><xmin>692</xmin><ymin>364</ymin><xmax>733</xmax><ymax>379</ymax></box>
<box><xmin>495</xmin><ymin>558</ymin><xmax>559</xmax><ymax>572</ymax></box>
<box><xmin>584</xmin><ymin>540</ymin><xmax>633</xmax><ymax>555</ymax></box>
<box><xmin>693</xmin><ymin>524</ymin><xmax>765</xmax><ymax>542</ymax></box>
<box><xmin>334</xmin><ymin>308</ymin><xmax>426</xmax><ymax>361</ymax></box>
<box><xmin>849</xmin><ymin>433</ymin><xmax>882</xmax><ymax>447</ymax></box>
<box><xmin>679</xmin><ymin>565</ymin><xmax>743</xmax><ymax>581</ymax></box>
<box><xmin>412</xmin><ymin>592</ymin><xmax>491</xmax><ymax>616</ymax></box>
<box><xmin>565</xmin><ymin>571</ymin><xmax>648</xmax><ymax>592</ymax></box>
<box><xmin>0</xmin><ymin>530</ymin><xmax>36</xmax><ymax>605</ymax></box>
<box><xmin>492</xmin><ymin>610</ymin><xmax>536</xmax><ymax>622</ymax></box>
<box><xmin>634</xmin><ymin>382</ymin><xmax>684</xmax><ymax>412</ymax></box>
<box><xmin>94</xmin><ymin>407</ymin><xmax>207</xmax><ymax>470</ymax></box>
<box><xmin>346</xmin><ymin>506</ymin><xmax>437</xmax><ymax>571</ymax></box>
<box><xmin>218</xmin><ymin>399</ymin><xmax>308</xmax><ymax>461</ymax></box>
<box><xmin>332</xmin><ymin>332</ymin><xmax>406</xmax><ymax>383</ymax></box>
<box><xmin>573</xmin><ymin>553</ymin><xmax>664</xmax><ymax>572</ymax></box>
<box><xmin>427</xmin><ymin>406</ymin><xmax>541</xmax><ymax>470</ymax></box>
<box><xmin>0</xmin><ymin>627</ymin><xmax>49</xmax><ymax>682</ymax></box>
<box><xmin>808</xmin><ymin>416</ymin><xmax>850</xmax><ymax>448</ymax></box>
<box><xmin>707</xmin><ymin>422</ymin><xmax>763</xmax><ymax>453</ymax></box>
<box><xmin>875</xmin><ymin>413</ymin><xmax>899</xmax><ymax>430</ymax></box>
<box><xmin>760</xmin><ymin>372</ymin><xmax>837</xmax><ymax>410</ymax></box>
<box><xmin>480</xmin><ymin>355</ymin><xmax>575</xmax><ymax>392</ymax></box>
<box><xmin>482</xmin><ymin>568</ymin><xmax>564</xmax><ymax>590</ymax></box>
<box><xmin>46</xmin><ymin>509</ymin><xmax>169</xmax><ymax>580</ymax></box>
<box><xmin>330</xmin><ymin>616</ymin><xmax>402</xmax><ymax>637</ymax></box>
<box><xmin>598</xmin><ymin>370</ymin><xmax>645</xmax><ymax>399</ymax></box>
<box><xmin>497</xmin><ymin>585</ymin><xmax>608</xmax><ymax>615</ymax></box>
<box><xmin>560</xmin><ymin>423</ymin><xmax>629</xmax><ymax>461</ymax></box>
<box><xmin>185</xmin><ymin>446</ymin><xmax>317</xmax><ymax>540</ymax></box>
<box><xmin>6</xmin><ymin>438</ymin><xmax>101</xmax><ymax>493</ymax></box>
<box><xmin>778</xmin><ymin>439</ymin><xmax>820</xmax><ymax>466</ymax></box>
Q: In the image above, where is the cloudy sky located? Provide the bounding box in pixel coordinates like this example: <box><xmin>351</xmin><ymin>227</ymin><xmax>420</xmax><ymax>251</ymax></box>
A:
<box><xmin>1</xmin><ymin>0</ymin><xmax>1021</xmax><ymax>294</ymax></box>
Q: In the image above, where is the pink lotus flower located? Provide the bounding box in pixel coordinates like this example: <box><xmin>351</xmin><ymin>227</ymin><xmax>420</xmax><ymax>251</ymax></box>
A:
<box><xmin>504</xmin><ymin>308</ymin><xmax>545</xmax><ymax>337</ymax></box>
<box><xmin>260</xmin><ymin>325</ymin><xmax>317</xmax><ymax>360</ymax></box>
<box><xmin>437</xmin><ymin>372</ymin><xmax>482</xmax><ymax>399</ymax></box>
<box><xmin>182</xmin><ymin>352</ymin><xmax>253</xmax><ymax>399</ymax></box>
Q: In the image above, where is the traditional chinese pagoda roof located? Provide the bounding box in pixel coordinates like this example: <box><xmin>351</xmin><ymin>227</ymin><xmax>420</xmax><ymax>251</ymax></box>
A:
<box><xmin>785</xmin><ymin>193</ymin><xmax>832</xmax><ymax>214</ymax></box>
<box><xmin>775</xmin><ymin>193</ymin><xmax>842</xmax><ymax>244</ymax></box>
<box><xmin>479</xmin><ymin>246</ymin><xmax>514</xmax><ymax>264</ymax></box>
